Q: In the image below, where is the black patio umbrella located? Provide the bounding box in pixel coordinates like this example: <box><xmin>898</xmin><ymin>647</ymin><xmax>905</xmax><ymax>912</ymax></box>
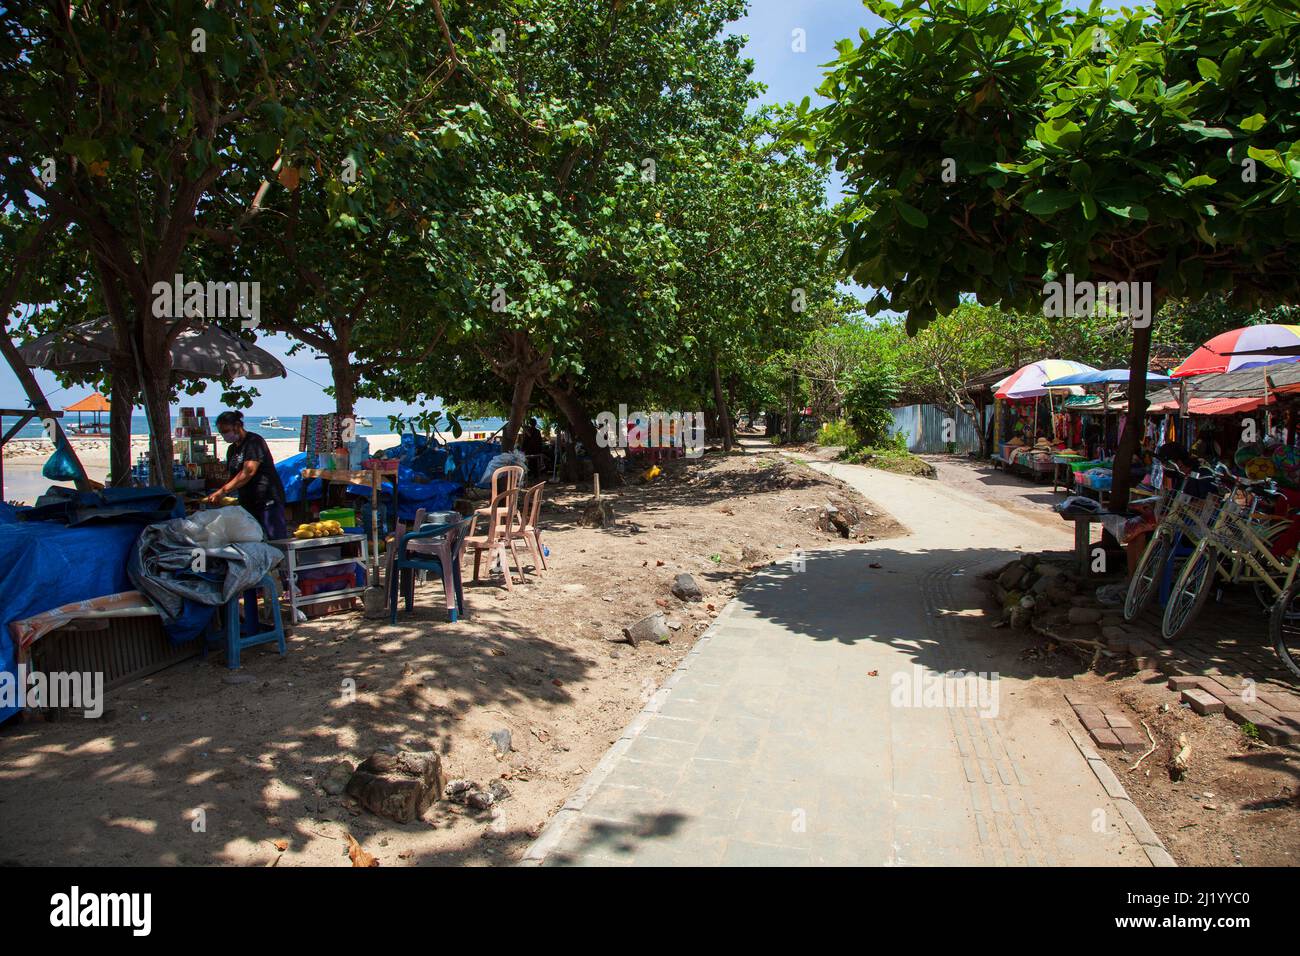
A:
<box><xmin>18</xmin><ymin>315</ymin><xmax>286</xmax><ymax>380</ymax></box>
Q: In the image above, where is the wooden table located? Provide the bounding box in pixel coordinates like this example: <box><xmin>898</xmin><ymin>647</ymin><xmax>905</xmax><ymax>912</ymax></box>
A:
<box><xmin>1058</xmin><ymin>510</ymin><xmax>1120</xmax><ymax>577</ymax></box>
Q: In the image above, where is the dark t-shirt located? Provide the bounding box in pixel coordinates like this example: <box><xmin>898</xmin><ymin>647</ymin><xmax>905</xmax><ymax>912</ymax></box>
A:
<box><xmin>226</xmin><ymin>431</ymin><xmax>286</xmax><ymax>515</ymax></box>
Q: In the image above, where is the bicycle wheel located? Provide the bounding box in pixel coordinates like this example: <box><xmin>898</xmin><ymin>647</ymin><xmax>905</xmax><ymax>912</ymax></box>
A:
<box><xmin>1162</xmin><ymin>544</ymin><xmax>1217</xmax><ymax>641</ymax></box>
<box><xmin>1125</xmin><ymin>531</ymin><xmax>1174</xmax><ymax>621</ymax></box>
<box><xmin>1269</xmin><ymin>581</ymin><xmax>1300</xmax><ymax>680</ymax></box>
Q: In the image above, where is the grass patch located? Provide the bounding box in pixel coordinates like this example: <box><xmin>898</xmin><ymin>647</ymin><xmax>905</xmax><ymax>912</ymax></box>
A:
<box><xmin>843</xmin><ymin>444</ymin><xmax>936</xmax><ymax>478</ymax></box>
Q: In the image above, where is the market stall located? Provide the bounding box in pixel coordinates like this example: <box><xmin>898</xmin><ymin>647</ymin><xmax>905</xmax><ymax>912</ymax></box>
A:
<box><xmin>990</xmin><ymin>360</ymin><xmax>1095</xmax><ymax>480</ymax></box>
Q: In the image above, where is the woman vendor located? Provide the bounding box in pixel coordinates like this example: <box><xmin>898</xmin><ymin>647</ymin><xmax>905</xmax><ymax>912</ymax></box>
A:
<box><xmin>204</xmin><ymin>410</ymin><xmax>288</xmax><ymax>540</ymax></box>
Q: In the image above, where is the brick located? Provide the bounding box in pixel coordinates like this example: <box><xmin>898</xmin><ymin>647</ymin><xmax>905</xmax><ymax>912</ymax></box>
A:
<box><xmin>1224</xmin><ymin>702</ymin><xmax>1265</xmax><ymax>725</ymax></box>
<box><xmin>1104</xmin><ymin>712</ymin><xmax>1134</xmax><ymax>729</ymax></box>
<box><xmin>1090</xmin><ymin>728</ymin><xmax>1123</xmax><ymax>750</ymax></box>
<box><xmin>1277</xmin><ymin>714</ymin><xmax>1300</xmax><ymax>732</ymax></box>
<box><xmin>1078</xmin><ymin>711</ymin><xmax>1110</xmax><ymax>731</ymax></box>
<box><xmin>1113</xmin><ymin>727</ymin><xmax>1148</xmax><ymax>752</ymax></box>
<box><xmin>1182</xmin><ymin>688</ymin><xmax>1224</xmax><ymax>715</ymax></box>
<box><xmin>1168</xmin><ymin>675</ymin><xmax>1207</xmax><ymax>691</ymax></box>
<box><xmin>1257</xmin><ymin>692</ymin><xmax>1300</xmax><ymax>713</ymax></box>
<box><xmin>1259</xmin><ymin>723</ymin><xmax>1300</xmax><ymax>746</ymax></box>
<box><xmin>1063</xmin><ymin>691</ymin><xmax>1096</xmax><ymax>707</ymax></box>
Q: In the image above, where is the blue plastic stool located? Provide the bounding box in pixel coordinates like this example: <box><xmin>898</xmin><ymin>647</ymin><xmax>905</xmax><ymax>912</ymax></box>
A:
<box><xmin>224</xmin><ymin>574</ymin><xmax>286</xmax><ymax>669</ymax></box>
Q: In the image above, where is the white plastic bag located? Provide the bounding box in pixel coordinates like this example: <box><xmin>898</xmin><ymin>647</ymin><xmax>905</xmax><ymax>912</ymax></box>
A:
<box><xmin>191</xmin><ymin>505</ymin><xmax>265</xmax><ymax>547</ymax></box>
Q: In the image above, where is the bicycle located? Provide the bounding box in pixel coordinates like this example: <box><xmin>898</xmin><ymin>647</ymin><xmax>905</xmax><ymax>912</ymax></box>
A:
<box><xmin>1124</xmin><ymin>465</ymin><xmax>1218</xmax><ymax>622</ymax></box>
<box><xmin>1161</xmin><ymin>476</ymin><xmax>1300</xmax><ymax>642</ymax></box>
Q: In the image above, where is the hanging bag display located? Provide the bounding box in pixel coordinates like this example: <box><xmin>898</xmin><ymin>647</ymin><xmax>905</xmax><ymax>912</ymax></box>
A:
<box><xmin>41</xmin><ymin>433</ymin><xmax>81</xmax><ymax>481</ymax></box>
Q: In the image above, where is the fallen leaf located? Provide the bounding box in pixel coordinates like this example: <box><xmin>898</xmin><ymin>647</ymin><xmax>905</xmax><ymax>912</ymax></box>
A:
<box><xmin>867</xmin><ymin>670</ymin><xmax>879</xmax><ymax>677</ymax></box>
<box><xmin>345</xmin><ymin>833</ymin><xmax>379</xmax><ymax>867</ymax></box>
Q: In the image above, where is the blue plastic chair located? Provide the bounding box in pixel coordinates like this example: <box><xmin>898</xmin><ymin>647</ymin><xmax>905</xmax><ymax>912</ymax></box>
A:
<box><xmin>223</xmin><ymin>574</ymin><xmax>286</xmax><ymax>669</ymax></box>
<box><xmin>390</xmin><ymin>517</ymin><xmax>470</xmax><ymax>624</ymax></box>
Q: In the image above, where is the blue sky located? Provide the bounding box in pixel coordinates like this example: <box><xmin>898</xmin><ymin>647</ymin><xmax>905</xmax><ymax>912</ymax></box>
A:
<box><xmin>2</xmin><ymin>0</ymin><xmax>880</xmax><ymax>417</ymax></box>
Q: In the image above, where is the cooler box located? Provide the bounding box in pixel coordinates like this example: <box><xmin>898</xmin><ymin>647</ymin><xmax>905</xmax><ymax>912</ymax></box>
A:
<box><xmin>318</xmin><ymin>507</ymin><xmax>357</xmax><ymax>527</ymax></box>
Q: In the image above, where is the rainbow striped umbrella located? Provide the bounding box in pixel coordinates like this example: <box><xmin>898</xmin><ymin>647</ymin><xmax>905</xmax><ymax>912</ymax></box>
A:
<box><xmin>994</xmin><ymin>360</ymin><xmax>1096</xmax><ymax>400</ymax></box>
<box><xmin>1171</xmin><ymin>324</ymin><xmax>1300</xmax><ymax>378</ymax></box>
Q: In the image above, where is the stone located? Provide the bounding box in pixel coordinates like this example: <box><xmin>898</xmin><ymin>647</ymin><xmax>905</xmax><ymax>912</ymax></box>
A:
<box><xmin>623</xmin><ymin>612</ymin><xmax>669</xmax><ymax>645</ymax></box>
<box><xmin>997</xmin><ymin>564</ymin><xmax>1027</xmax><ymax>590</ymax></box>
<box><xmin>578</xmin><ymin>498</ymin><xmax>614</xmax><ymax>528</ymax></box>
<box><xmin>490</xmin><ymin>728</ymin><xmax>513</xmax><ymax>754</ymax></box>
<box><xmin>488</xmin><ymin>780</ymin><xmax>511</xmax><ymax>802</ymax></box>
<box><xmin>671</xmin><ymin>573</ymin><xmax>702</xmax><ymax>602</ymax></box>
<box><xmin>1067</xmin><ymin>606</ymin><xmax>1103</xmax><ymax>625</ymax></box>
<box><xmin>445</xmin><ymin>779</ymin><xmax>476</xmax><ymax>802</ymax></box>
<box><xmin>323</xmin><ymin>761</ymin><xmax>354</xmax><ymax>796</ymax></box>
<box><xmin>344</xmin><ymin>750</ymin><xmax>446</xmax><ymax>824</ymax></box>
<box><xmin>466</xmin><ymin>789</ymin><xmax>495</xmax><ymax>811</ymax></box>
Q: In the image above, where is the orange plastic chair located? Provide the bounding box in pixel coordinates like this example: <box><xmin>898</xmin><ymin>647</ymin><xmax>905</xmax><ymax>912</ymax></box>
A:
<box><xmin>474</xmin><ymin>464</ymin><xmax>524</xmax><ymax>524</ymax></box>
<box><xmin>464</xmin><ymin>486</ymin><xmax>525</xmax><ymax>589</ymax></box>
<box><xmin>511</xmin><ymin>482</ymin><xmax>548</xmax><ymax>572</ymax></box>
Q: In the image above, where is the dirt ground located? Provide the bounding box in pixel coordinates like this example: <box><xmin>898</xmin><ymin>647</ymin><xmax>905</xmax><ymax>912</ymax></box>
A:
<box><xmin>905</xmin><ymin>451</ymin><xmax>1300</xmax><ymax>867</ymax></box>
<box><xmin>0</xmin><ymin>449</ymin><xmax>899</xmax><ymax>867</ymax></box>
<box><xmin>1016</xmin><ymin>651</ymin><xmax>1300</xmax><ymax>866</ymax></box>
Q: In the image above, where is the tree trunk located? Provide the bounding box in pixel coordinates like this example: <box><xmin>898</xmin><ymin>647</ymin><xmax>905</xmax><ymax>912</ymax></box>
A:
<box><xmin>135</xmin><ymin>328</ymin><xmax>175</xmax><ymax>490</ymax></box>
<box><xmin>0</xmin><ymin>328</ymin><xmax>93</xmax><ymax>492</ymax></box>
<box><xmin>784</xmin><ymin>370</ymin><xmax>795</xmax><ymax>443</ymax></box>
<box><xmin>108</xmin><ymin>354</ymin><xmax>137</xmax><ymax>486</ymax></box>
<box><xmin>500</xmin><ymin>374</ymin><xmax>535</xmax><ymax>453</ymax></box>
<box><xmin>544</xmin><ymin>381</ymin><xmax>622</xmax><ymax>488</ymax></box>
<box><xmin>0</xmin><ymin>215</ymin><xmax>92</xmax><ymax>491</ymax></box>
<box><xmin>328</xmin><ymin>348</ymin><xmax>357</xmax><ymax>421</ymax></box>
<box><xmin>1110</xmin><ymin>318</ymin><xmax>1154</xmax><ymax>512</ymax></box>
<box><xmin>711</xmin><ymin>362</ymin><xmax>733</xmax><ymax>452</ymax></box>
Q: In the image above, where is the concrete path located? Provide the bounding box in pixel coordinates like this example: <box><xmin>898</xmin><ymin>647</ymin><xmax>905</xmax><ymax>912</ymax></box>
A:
<box><xmin>524</xmin><ymin>457</ymin><xmax>1162</xmax><ymax>866</ymax></box>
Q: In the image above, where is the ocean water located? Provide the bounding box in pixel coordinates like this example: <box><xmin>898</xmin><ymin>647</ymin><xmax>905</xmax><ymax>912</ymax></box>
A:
<box><xmin>3</xmin><ymin>413</ymin><xmax>505</xmax><ymax>441</ymax></box>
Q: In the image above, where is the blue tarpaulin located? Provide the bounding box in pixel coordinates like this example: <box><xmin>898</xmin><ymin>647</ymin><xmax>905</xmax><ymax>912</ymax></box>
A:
<box><xmin>337</xmin><ymin>435</ymin><xmax>493</xmax><ymax>522</ymax></box>
<box><xmin>0</xmin><ymin>520</ymin><xmax>143</xmax><ymax>723</ymax></box>
<box><xmin>278</xmin><ymin>452</ymin><xmax>324</xmax><ymax>505</ymax></box>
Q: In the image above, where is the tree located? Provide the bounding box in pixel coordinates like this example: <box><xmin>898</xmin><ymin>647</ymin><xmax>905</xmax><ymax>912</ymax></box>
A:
<box><xmin>797</xmin><ymin>0</ymin><xmax>1300</xmax><ymax>508</ymax></box>
<box><xmin>843</xmin><ymin>363</ymin><xmax>901</xmax><ymax>447</ymax></box>
<box><xmin>0</xmin><ymin>2</ymin><xmax>453</xmax><ymax>485</ymax></box>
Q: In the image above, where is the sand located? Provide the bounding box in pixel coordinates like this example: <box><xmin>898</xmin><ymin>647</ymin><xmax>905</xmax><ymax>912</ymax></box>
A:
<box><xmin>0</xmin><ymin>451</ymin><xmax>900</xmax><ymax>866</ymax></box>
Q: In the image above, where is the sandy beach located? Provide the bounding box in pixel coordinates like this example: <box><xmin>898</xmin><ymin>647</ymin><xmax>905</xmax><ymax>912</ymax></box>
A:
<box><xmin>2</xmin><ymin>433</ymin><xmax>406</xmax><ymax>506</ymax></box>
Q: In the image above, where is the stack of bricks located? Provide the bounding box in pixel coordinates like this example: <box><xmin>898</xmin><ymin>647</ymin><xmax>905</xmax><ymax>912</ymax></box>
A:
<box><xmin>1064</xmin><ymin>692</ymin><xmax>1148</xmax><ymax>752</ymax></box>
<box><xmin>1168</xmin><ymin>675</ymin><xmax>1300</xmax><ymax>746</ymax></box>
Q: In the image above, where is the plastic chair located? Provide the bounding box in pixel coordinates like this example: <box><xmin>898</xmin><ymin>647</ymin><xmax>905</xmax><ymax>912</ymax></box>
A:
<box><xmin>474</xmin><ymin>465</ymin><xmax>524</xmax><ymax>522</ymax></box>
<box><xmin>383</xmin><ymin>507</ymin><xmax>426</xmax><ymax>609</ymax></box>
<box><xmin>465</xmin><ymin>486</ymin><xmax>525</xmax><ymax>589</ymax></box>
<box><xmin>224</xmin><ymin>574</ymin><xmax>286</xmax><ymax>669</ymax></box>
<box><xmin>511</xmin><ymin>481</ymin><xmax>548</xmax><ymax>572</ymax></box>
<box><xmin>389</xmin><ymin>517</ymin><xmax>470</xmax><ymax>624</ymax></box>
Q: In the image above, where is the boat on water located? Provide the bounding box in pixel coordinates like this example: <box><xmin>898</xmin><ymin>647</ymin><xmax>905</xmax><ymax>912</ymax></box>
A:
<box><xmin>354</xmin><ymin>416</ymin><xmax>372</xmax><ymax>428</ymax></box>
<box><xmin>258</xmin><ymin>416</ymin><xmax>293</xmax><ymax>431</ymax></box>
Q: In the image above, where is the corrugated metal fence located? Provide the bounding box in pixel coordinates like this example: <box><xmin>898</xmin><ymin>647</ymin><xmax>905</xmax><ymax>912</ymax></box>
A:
<box><xmin>888</xmin><ymin>404</ymin><xmax>987</xmax><ymax>454</ymax></box>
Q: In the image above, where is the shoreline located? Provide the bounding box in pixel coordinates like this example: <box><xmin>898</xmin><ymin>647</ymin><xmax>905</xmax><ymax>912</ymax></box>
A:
<box><xmin>1</xmin><ymin>432</ymin><xmax>498</xmax><ymax>506</ymax></box>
